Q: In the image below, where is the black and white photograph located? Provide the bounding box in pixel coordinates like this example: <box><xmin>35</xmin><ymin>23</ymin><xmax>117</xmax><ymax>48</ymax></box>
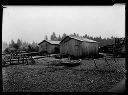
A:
<box><xmin>2</xmin><ymin>5</ymin><xmax>126</xmax><ymax>92</ymax></box>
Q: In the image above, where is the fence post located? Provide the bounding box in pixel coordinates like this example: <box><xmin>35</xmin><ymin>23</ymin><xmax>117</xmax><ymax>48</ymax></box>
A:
<box><xmin>26</xmin><ymin>56</ymin><xmax>28</xmax><ymax>64</ymax></box>
<box><xmin>18</xmin><ymin>54</ymin><xmax>19</xmax><ymax>64</ymax></box>
<box><xmin>25</xmin><ymin>55</ymin><xmax>28</xmax><ymax>65</ymax></box>
<box><xmin>22</xmin><ymin>55</ymin><xmax>24</xmax><ymax>64</ymax></box>
<box><xmin>10</xmin><ymin>55</ymin><xmax>11</xmax><ymax>65</ymax></box>
<box><xmin>30</xmin><ymin>55</ymin><xmax>32</xmax><ymax>64</ymax></box>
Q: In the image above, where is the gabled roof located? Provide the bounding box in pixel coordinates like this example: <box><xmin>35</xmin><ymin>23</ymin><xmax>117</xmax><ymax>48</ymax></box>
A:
<box><xmin>46</xmin><ymin>40</ymin><xmax>60</xmax><ymax>45</ymax></box>
<box><xmin>60</xmin><ymin>35</ymin><xmax>98</xmax><ymax>44</ymax></box>
<box><xmin>38</xmin><ymin>40</ymin><xmax>60</xmax><ymax>45</ymax></box>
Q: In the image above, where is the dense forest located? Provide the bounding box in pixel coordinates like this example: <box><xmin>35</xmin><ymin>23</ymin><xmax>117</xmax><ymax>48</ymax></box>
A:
<box><xmin>2</xmin><ymin>32</ymin><xmax>122</xmax><ymax>53</ymax></box>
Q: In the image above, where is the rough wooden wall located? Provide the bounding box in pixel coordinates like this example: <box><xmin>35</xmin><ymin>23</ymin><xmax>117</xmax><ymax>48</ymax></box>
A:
<box><xmin>60</xmin><ymin>38</ymin><xmax>98</xmax><ymax>57</ymax></box>
<box><xmin>39</xmin><ymin>41</ymin><xmax>58</xmax><ymax>54</ymax></box>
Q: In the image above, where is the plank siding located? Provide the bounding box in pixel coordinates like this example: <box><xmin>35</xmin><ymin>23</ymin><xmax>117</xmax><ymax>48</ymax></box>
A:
<box><xmin>81</xmin><ymin>42</ymin><xmax>98</xmax><ymax>56</ymax></box>
<box><xmin>61</xmin><ymin>39</ymin><xmax>82</xmax><ymax>57</ymax></box>
<box><xmin>60</xmin><ymin>37</ymin><xmax>98</xmax><ymax>57</ymax></box>
<box><xmin>39</xmin><ymin>41</ymin><xmax>60</xmax><ymax>54</ymax></box>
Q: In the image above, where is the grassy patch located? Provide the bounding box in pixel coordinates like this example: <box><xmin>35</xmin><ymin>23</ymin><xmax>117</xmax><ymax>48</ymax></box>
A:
<box><xmin>2</xmin><ymin>58</ymin><xmax>125</xmax><ymax>92</ymax></box>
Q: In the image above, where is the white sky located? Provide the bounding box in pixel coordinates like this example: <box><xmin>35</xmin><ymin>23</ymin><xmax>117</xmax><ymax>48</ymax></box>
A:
<box><xmin>2</xmin><ymin>5</ymin><xmax>125</xmax><ymax>43</ymax></box>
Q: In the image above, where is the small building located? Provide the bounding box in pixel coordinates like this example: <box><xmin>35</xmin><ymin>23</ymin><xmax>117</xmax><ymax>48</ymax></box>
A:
<box><xmin>38</xmin><ymin>40</ymin><xmax>60</xmax><ymax>54</ymax></box>
<box><xmin>60</xmin><ymin>35</ymin><xmax>99</xmax><ymax>58</ymax></box>
<box><xmin>115</xmin><ymin>38</ymin><xmax>125</xmax><ymax>55</ymax></box>
<box><xmin>99</xmin><ymin>44</ymin><xmax>114</xmax><ymax>53</ymax></box>
<box><xmin>99</xmin><ymin>38</ymin><xmax>125</xmax><ymax>55</ymax></box>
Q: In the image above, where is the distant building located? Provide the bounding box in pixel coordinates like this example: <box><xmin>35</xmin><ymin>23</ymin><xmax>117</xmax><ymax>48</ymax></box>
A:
<box><xmin>99</xmin><ymin>44</ymin><xmax>114</xmax><ymax>53</ymax></box>
<box><xmin>60</xmin><ymin>35</ymin><xmax>99</xmax><ymax>58</ymax></box>
<box><xmin>38</xmin><ymin>40</ymin><xmax>60</xmax><ymax>54</ymax></box>
<box><xmin>99</xmin><ymin>38</ymin><xmax>125</xmax><ymax>55</ymax></box>
<box><xmin>115</xmin><ymin>38</ymin><xmax>125</xmax><ymax>54</ymax></box>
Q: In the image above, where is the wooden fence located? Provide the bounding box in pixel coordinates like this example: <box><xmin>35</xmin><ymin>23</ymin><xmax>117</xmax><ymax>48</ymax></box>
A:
<box><xmin>2</xmin><ymin>52</ymin><xmax>40</xmax><ymax>66</ymax></box>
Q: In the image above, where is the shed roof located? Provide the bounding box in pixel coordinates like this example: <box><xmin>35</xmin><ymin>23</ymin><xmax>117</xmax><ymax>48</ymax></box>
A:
<box><xmin>38</xmin><ymin>40</ymin><xmax>60</xmax><ymax>45</ymax></box>
<box><xmin>60</xmin><ymin>35</ymin><xmax>98</xmax><ymax>43</ymax></box>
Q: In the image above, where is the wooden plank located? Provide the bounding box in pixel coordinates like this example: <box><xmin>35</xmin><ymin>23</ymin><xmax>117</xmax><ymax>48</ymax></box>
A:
<box><xmin>5</xmin><ymin>58</ymin><xmax>29</xmax><ymax>62</ymax></box>
<box><xmin>32</xmin><ymin>56</ymin><xmax>46</xmax><ymax>59</ymax></box>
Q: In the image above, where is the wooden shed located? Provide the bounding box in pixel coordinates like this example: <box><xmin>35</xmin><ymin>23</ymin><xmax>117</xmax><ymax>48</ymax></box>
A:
<box><xmin>60</xmin><ymin>35</ymin><xmax>99</xmax><ymax>58</ymax></box>
<box><xmin>38</xmin><ymin>40</ymin><xmax>60</xmax><ymax>54</ymax></box>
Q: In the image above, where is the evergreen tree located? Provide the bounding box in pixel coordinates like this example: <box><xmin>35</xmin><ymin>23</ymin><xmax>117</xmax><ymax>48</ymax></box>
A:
<box><xmin>51</xmin><ymin>32</ymin><xmax>57</xmax><ymax>41</ymax></box>
<box><xmin>73</xmin><ymin>33</ymin><xmax>76</xmax><ymax>36</ymax></box>
<box><xmin>62</xmin><ymin>33</ymin><xmax>67</xmax><ymax>39</ymax></box>
<box><xmin>27</xmin><ymin>44</ymin><xmax>32</xmax><ymax>52</ymax></box>
<box><xmin>17</xmin><ymin>38</ymin><xmax>22</xmax><ymax>49</ymax></box>
<box><xmin>76</xmin><ymin>34</ymin><xmax>79</xmax><ymax>37</ymax></box>
<box><xmin>13</xmin><ymin>43</ymin><xmax>19</xmax><ymax>49</ymax></box>
<box><xmin>20</xmin><ymin>41</ymin><xmax>29</xmax><ymax>51</ymax></box>
<box><xmin>31</xmin><ymin>41</ymin><xmax>38</xmax><ymax>48</ymax></box>
<box><xmin>58</xmin><ymin>35</ymin><xmax>62</xmax><ymax>41</ymax></box>
<box><xmin>44</xmin><ymin>35</ymin><xmax>48</xmax><ymax>40</ymax></box>
<box><xmin>9</xmin><ymin>39</ymin><xmax>15</xmax><ymax>48</ymax></box>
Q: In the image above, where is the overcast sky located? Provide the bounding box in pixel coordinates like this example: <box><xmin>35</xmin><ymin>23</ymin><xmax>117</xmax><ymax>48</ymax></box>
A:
<box><xmin>2</xmin><ymin>5</ymin><xmax>125</xmax><ymax>43</ymax></box>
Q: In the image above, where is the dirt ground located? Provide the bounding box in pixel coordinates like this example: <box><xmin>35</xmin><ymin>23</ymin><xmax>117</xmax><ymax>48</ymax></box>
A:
<box><xmin>2</xmin><ymin>57</ymin><xmax>126</xmax><ymax>92</ymax></box>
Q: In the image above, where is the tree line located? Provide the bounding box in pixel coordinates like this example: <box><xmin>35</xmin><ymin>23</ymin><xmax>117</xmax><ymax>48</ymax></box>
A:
<box><xmin>3</xmin><ymin>32</ymin><xmax>119</xmax><ymax>54</ymax></box>
<box><xmin>3</xmin><ymin>39</ymin><xmax>39</xmax><ymax>54</ymax></box>
<box><xmin>46</xmin><ymin>32</ymin><xmax>116</xmax><ymax>47</ymax></box>
<box><xmin>44</xmin><ymin>32</ymin><xmax>67</xmax><ymax>41</ymax></box>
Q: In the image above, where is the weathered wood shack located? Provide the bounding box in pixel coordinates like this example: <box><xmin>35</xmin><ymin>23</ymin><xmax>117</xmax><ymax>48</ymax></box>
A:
<box><xmin>38</xmin><ymin>40</ymin><xmax>60</xmax><ymax>54</ymax></box>
<box><xmin>60</xmin><ymin>36</ymin><xmax>99</xmax><ymax>57</ymax></box>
